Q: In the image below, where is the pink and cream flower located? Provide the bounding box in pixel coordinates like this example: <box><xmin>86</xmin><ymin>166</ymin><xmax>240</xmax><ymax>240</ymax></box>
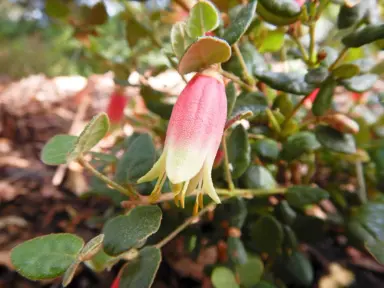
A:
<box><xmin>138</xmin><ymin>69</ymin><xmax>227</xmax><ymax>213</ymax></box>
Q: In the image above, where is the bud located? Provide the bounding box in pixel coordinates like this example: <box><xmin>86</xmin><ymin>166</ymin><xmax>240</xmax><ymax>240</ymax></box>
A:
<box><xmin>304</xmin><ymin>88</ymin><xmax>320</xmax><ymax>108</ymax></box>
<box><xmin>106</xmin><ymin>88</ymin><xmax>128</xmax><ymax>124</ymax></box>
<box><xmin>321</xmin><ymin>114</ymin><xmax>359</xmax><ymax>134</ymax></box>
<box><xmin>110</xmin><ymin>276</ymin><xmax>120</xmax><ymax>288</ymax></box>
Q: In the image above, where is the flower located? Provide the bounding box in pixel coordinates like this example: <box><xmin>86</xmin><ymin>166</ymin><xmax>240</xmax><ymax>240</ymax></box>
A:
<box><xmin>106</xmin><ymin>88</ymin><xmax>128</xmax><ymax>124</ymax></box>
<box><xmin>304</xmin><ymin>88</ymin><xmax>320</xmax><ymax>108</ymax></box>
<box><xmin>138</xmin><ymin>69</ymin><xmax>227</xmax><ymax>214</ymax></box>
<box><xmin>110</xmin><ymin>276</ymin><xmax>120</xmax><ymax>288</ymax></box>
<box><xmin>295</xmin><ymin>0</ymin><xmax>306</xmax><ymax>7</ymax></box>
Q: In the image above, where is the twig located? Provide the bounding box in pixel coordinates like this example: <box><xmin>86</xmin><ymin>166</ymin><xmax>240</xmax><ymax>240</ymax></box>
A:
<box><xmin>78</xmin><ymin>156</ymin><xmax>140</xmax><ymax>199</ymax></box>
<box><xmin>222</xmin><ymin>134</ymin><xmax>235</xmax><ymax>191</ymax></box>
<box><xmin>290</xmin><ymin>33</ymin><xmax>309</xmax><ymax>64</ymax></box>
<box><xmin>155</xmin><ymin>201</ymin><xmax>218</xmax><ymax>249</ymax></box>
<box><xmin>329</xmin><ymin>47</ymin><xmax>348</xmax><ymax>71</ymax></box>
<box><xmin>308</xmin><ymin>22</ymin><xmax>317</xmax><ymax>66</ymax></box>
<box><xmin>283</xmin><ymin>93</ymin><xmax>314</xmax><ymax>126</ymax></box>
<box><xmin>225</xmin><ymin>111</ymin><xmax>253</xmax><ymax>131</ymax></box>
<box><xmin>355</xmin><ymin>161</ymin><xmax>367</xmax><ymax>204</ymax></box>
<box><xmin>233</xmin><ymin>43</ymin><xmax>255</xmax><ymax>85</ymax></box>
<box><xmin>220</xmin><ymin>70</ymin><xmax>254</xmax><ymax>92</ymax></box>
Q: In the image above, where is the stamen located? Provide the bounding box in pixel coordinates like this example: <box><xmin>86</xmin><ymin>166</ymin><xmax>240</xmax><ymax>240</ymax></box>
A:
<box><xmin>149</xmin><ymin>172</ymin><xmax>166</xmax><ymax>203</ymax></box>
<box><xmin>193</xmin><ymin>192</ymin><xmax>200</xmax><ymax>216</ymax></box>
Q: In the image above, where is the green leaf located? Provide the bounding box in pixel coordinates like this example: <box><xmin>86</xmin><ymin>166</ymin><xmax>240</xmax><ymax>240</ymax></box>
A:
<box><xmin>353</xmin><ymin>202</ymin><xmax>384</xmax><ymax>242</ymax></box>
<box><xmin>254</xmin><ymin>70</ymin><xmax>314</xmax><ymax>95</ymax></box>
<box><xmin>115</xmin><ymin>134</ymin><xmax>157</xmax><ymax>184</ymax></box>
<box><xmin>62</xmin><ymin>261</ymin><xmax>80</xmax><ymax>287</ymax></box>
<box><xmin>315</xmin><ymin>125</ymin><xmax>356</xmax><ymax>154</ymax></box>
<box><xmin>232</xmin><ymin>91</ymin><xmax>268</xmax><ymax>117</ymax></box>
<box><xmin>79</xmin><ymin>234</ymin><xmax>104</xmax><ymax>261</ymax></box>
<box><xmin>304</xmin><ymin>67</ymin><xmax>329</xmax><ymax>86</ymax></box>
<box><xmin>103</xmin><ymin>206</ymin><xmax>162</xmax><ymax>256</ymax></box>
<box><xmin>226</xmin><ymin>81</ymin><xmax>237</xmax><ymax>117</ymax></box>
<box><xmin>243</xmin><ymin>165</ymin><xmax>277</xmax><ymax>189</ymax></box>
<box><xmin>366</xmin><ymin>241</ymin><xmax>384</xmax><ymax>265</ymax></box>
<box><xmin>215</xmin><ymin>197</ymin><xmax>248</xmax><ymax>228</ymax></box>
<box><xmin>253</xmin><ymin>281</ymin><xmax>277</xmax><ymax>288</ymax></box>
<box><xmin>222</xmin><ymin>1</ymin><xmax>257</xmax><ymax>45</ymax></box>
<box><xmin>332</xmin><ymin>63</ymin><xmax>360</xmax><ymax>79</ymax></box>
<box><xmin>252</xmin><ymin>139</ymin><xmax>279</xmax><ymax>162</ymax></box>
<box><xmin>250</xmin><ymin>215</ymin><xmax>284</xmax><ymax>255</ymax></box>
<box><xmin>228</xmin><ymin>237</ymin><xmax>248</xmax><ymax>265</ymax></box>
<box><xmin>312</xmin><ymin>76</ymin><xmax>337</xmax><ymax>116</ymax></box>
<box><xmin>337</xmin><ymin>2</ymin><xmax>368</xmax><ymax>29</ymax></box>
<box><xmin>125</xmin><ymin>19</ymin><xmax>150</xmax><ymax>47</ymax></box>
<box><xmin>286</xmin><ymin>186</ymin><xmax>329</xmax><ymax>209</ymax></box>
<box><xmin>119</xmin><ymin>246</ymin><xmax>161</xmax><ymax>288</ymax></box>
<box><xmin>342</xmin><ymin>74</ymin><xmax>378</xmax><ymax>93</ymax></box>
<box><xmin>186</xmin><ymin>0</ymin><xmax>220</xmax><ymax>39</ymax></box>
<box><xmin>140</xmin><ymin>86</ymin><xmax>174</xmax><ymax>120</ymax></box>
<box><xmin>45</xmin><ymin>0</ymin><xmax>70</xmax><ymax>19</ymax></box>
<box><xmin>280</xmin><ymin>132</ymin><xmax>321</xmax><ymax>162</ymax></box>
<box><xmin>68</xmin><ymin>113</ymin><xmax>110</xmax><ymax>161</ymax></box>
<box><xmin>84</xmin><ymin>249</ymin><xmax>116</xmax><ymax>272</ymax></box>
<box><xmin>272</xmin><ymin>93</ymin><xmax>293</xmax><ymax>117</ymax></box>
<box><xmin>237</xmin><ymin>257</ymin><xmax>264</xmax><ymax>288</ymax></box>
<box><xmin>171</xmin><ymin>22</ymin><xmax>193</xmax><ymax>59</ymax></box>
<box><xmin>275</xmin><ymin>200</ymin><xmax>297</xmax><ymax>226</ymax></box>
<box><xmin>257</xmin><ymin>0</ymin><xmax>301</xmax><ymax>26</ymax></box>
<box><xmin>41</xmin><ymin>135</ymin><xmax>77</xmax><ymax>165</ymax></box>
<box><xmin>228</xmin><ymin>125</ymin><xmax>251</xmax><ymax>179</ymax></box>
<box><xmin>342</xmin><ymin>24</ymin><xmax>384</xmax><ymax>47</ymax></box>
<box><xmin>11</xmin><ymin>234</ymin><xmax>84</xmax><ymax>280</ymax></box>
<box><xmin>274</xmin><ymin>251</ymin><xmax>314</xmax><ymax>287</ymax></box>
<box><xmin>258</xmin><ymin>29</ymin><xmax>285</xmax><ymax>53</ymax></box>
<box><xmin>282</xmin><ymin>225</ymin><xmax>298</xmax><ymax>250</ymax></box>
<box><xmin>178</xmin><ymin>36</ymin><xmax>231</xmax><ymax>74</ymax></box>
<box><xmin>211</xmin><ymin>267</ymin><xmax>240</xmax><ymax>288</ymax></box>
<box><xmin>223</xmin><ymin>42</ymin><xmax>267</xmax><ymax>78</ymax></box>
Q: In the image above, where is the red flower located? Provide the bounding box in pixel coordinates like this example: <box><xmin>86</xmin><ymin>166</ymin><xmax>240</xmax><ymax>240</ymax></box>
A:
<box><xmin>295</xmin><ymin>0</ymin><xmax>306</xmax><ymax>7</ymax></box>
<box><xmin>304</xmin><ymin>88</ymin><xmax>320</xmax><ymax>107</ymax></box>
<box><xmin>110</xmin><ymin>276</ymin><xmax>120</xmax><ymax>288</ymax></box>
<box><xmin>107</xmin><ymin>89</ymin><xmax>128</xmax><ymax>124</ymax></box>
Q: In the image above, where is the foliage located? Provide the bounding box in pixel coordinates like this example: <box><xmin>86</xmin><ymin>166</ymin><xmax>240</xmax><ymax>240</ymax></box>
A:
<box><xmin>9</xmin><ymin>0</ymin><xmax>384</xmax><ymax>287</ymax></box>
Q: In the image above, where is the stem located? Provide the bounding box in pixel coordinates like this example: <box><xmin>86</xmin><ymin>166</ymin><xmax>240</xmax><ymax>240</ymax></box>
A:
<box><xmin>220</xmin><ymin>70</ymin><xmax>254</xmax><ymax>92</ymax></box>
<box><xmin>225</xmin><ymin>111</ymin><xmax>253</xmax><ymax>131</ymax></box>
<box><xmin>283</xmin><ymin>93</ymin><xmax>314</xmax><ymax>126</ymax></box>
<box><xmin>355</xmin><ymin>161</ymin><xmax>367</xmax><ymax>204</ymax></box>
<box><xmin>308</xmin><ymin>22</ymin><xmax>317</xmax><ymax>66</ymax></box>
<box><xmin>266</xmin><ymin>108</ymin><xmax>281</xmax><ymax>134</ymax></box>
<box><xmin>329</xmin><ymin>47</ymin><xmax>348</xmax><ymax>71</ymax></box>
<box><xmin>155</xmin><ymin>201</ymin><xmax>218</xmax><ymax>249</ymax></box>
<box><xmin>216</xmin><ymin>188</ymin><xmax>286</xmax><ymax>196</ymax></box>
<box><xmin>78</xmin><ymin>156</ymin><xmax>140</xmax><ymax>199</ymax></box>
<box><xmin>222</xmin><ymin>134</ymin><xmax>235</xmax><ymax>191</ymax></box>
<box><xmin>290</xmin><ymin>34</ymin><xmax>309</xmax><ymax>64</ymax></box>
<box><xmin>233</xmin><ymin>43</ymin><xmax>255</xmax><ymax>85</ymax></box>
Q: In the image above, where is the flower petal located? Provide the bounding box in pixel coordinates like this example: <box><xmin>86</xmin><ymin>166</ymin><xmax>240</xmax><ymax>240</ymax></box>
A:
<box><xmin>165</xmin><ymin>74</ymin><xmax>227</xmax><ymax>183</ymax></box>
<box><xmin>137</xmin><ymin>151</ymin><xmax>166</xmax><ymax>183</ymax></box>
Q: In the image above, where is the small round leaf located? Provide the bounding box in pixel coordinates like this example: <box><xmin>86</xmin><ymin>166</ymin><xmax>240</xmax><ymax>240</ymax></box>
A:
<box><xmin>237</xmin><ymin>257</ymin><xmax>264</xmax><ymax>288</ymax></box>
<box><xmin>211</xmin><ymin>267</ymin><xmax>239</xmax><ymax>288</ymax></box>
<box><xmin>103</xmin><ymin>206</ymin><xmax>162</xmax><ymax>256</ymax></box>
<box><xmin>41</xmin><ymin>135</ymin><xmax>77</xmax><ymax>165</ymax></box>
<box><xmin>315</xmin><ymin>125</ymin><xmax>356</xmax><ymax>154</ymax></box>
<box><xmin>186</xmin><ymin>0</ymin><xmax>220</xmax><ymax>39</ymax></box>
<box><xmin>178</xmin><ymin>36</ymin><xmax>231</xmax><ymax>75</ymax></box>
<box><xmin>11</xmin><ymin>234</ymin><xmax>84</xmax><ymax>280</ymax></box>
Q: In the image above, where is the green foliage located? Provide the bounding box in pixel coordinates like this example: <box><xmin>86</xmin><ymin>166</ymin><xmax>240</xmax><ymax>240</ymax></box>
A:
<box><xmin>11</xmin><ymin>1</ymin><xmax>384</xmax><ymax>287</ymax></box>
<box><xmin>103</xmin><ymin>206</ymin><xmax>162</xmax><ymax>256</ymax></box>
<box><xmin>11</xmin><ymin>234</ymin><xmax>84</xmax><ymax>280</ymax></box>
<box><xmin>119</xmin><ymin>247</ymin><xmax>162</xmax><ymax>288</ymax></box>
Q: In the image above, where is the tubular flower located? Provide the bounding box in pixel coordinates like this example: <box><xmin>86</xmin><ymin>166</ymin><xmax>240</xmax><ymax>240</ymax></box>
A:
<box><xmin>138</xmin><ymin>69</ymin><xmax>227</xmax><ymax>214</ymax></box>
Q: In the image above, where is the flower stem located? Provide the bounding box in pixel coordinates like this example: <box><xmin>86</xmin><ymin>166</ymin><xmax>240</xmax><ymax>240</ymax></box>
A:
<box><xmin>155</xmin><ymin>201</ymin><xmax>218</xmax><ymax>249</ymax></box>
<box><xmin>216</xmin><ymin>188</ymin><xmax>286</xmax><ymax>196</ymax></box>
<box><xmin>78</xmin><ymin>156</ymin><xmax>140</xmax><ymax>199</ymax></box>
<box><xmin>220</xmin><ymin>70</ymin><xmax>254</xmax><ymax>92</ymax></box>
<box><xmin>222</xmin><ymin>134</ymin><xmax>235</xmax><ymax>191</ymax></box>
<box><xmin>233</xmin><ymin>43</ymin><xmax>255</xmax><ymax>85</ymax></box>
